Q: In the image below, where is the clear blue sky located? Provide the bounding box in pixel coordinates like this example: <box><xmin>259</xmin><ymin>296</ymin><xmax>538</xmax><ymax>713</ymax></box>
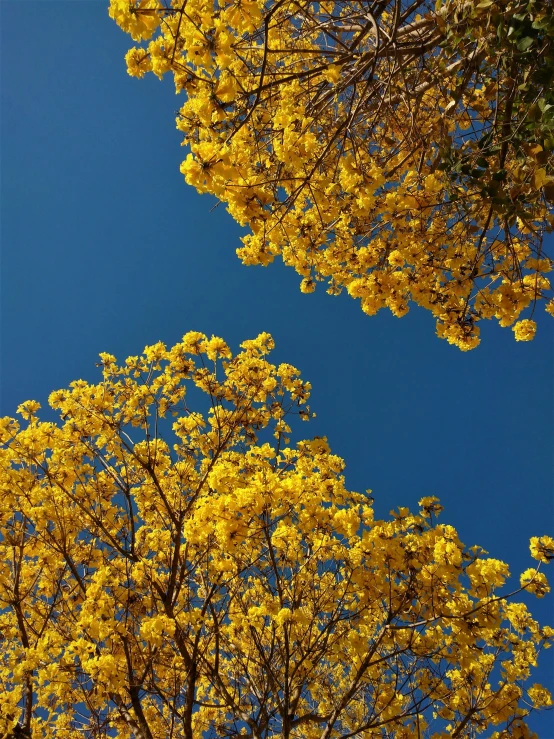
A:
<box><xmin>1</xmin><ymin>1</ymin><xmax>553</xmax><ymax>733</ymax></box>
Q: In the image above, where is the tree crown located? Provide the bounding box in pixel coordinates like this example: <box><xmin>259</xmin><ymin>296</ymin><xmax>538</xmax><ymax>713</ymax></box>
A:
<box><xmin>1</xmin><ymin>333</ymin><xmax>553</xmax><ymax>737</ymax></box>
<box><xmin>109</xmin><ymin>0</ymin><xmax>554</xmax><ymax>349</ymax></box>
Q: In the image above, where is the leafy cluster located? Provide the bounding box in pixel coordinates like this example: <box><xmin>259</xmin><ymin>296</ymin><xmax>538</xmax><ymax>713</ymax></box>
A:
<box><xmin>437</xmin><ymin>0</ymin><xmax>554</xmax><ymax>236</ymax></box>
<box><xmin>109</xmin><ymin>0</ymin><xmax>554</xmax><ymax>349</ymax></box>
<box><xmin>1</xmin><ymin>334</ymin><xmax>553</xmax><ymax>738</ymax></box>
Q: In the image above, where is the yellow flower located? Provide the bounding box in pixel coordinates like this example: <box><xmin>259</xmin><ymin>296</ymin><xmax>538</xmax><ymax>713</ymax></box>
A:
<box><xmin>528</xmin><ymin>684</ymin><xmax>553</xmax><ymax>708</ymax></box>
<box><xmin>387</xmin><ymin>250</ymin><xmax>405</xmax><ymax>268</ymax></box>
<box><xmin>529</xmin><ymin>536</ymin><xmax>554</xmax><ymax>563</ymax></box>
<box><xmin>274</xmin><ymin>607</ymin><xmax>293</xmax><ymax>626</ymax></box>
<box><xmin>323</xmin><ymin>64</ymin><xmax>342</xmax><ymax>83</ymax></box>
<box><xmin>520</xmin><ymin>568</ymin><xmax>550</xmax><ymax>597</ymax></box>
<box><xmin>125</xmin><ymin>47</ymin><xmax>152</xmax><ymax>78</ymax></box>
<box><xmin>419</xmin><ymin>497</ymin><xmax>444</xmax><ymax>517</ymax></box>
<box><xmin>16</xmin><ymin>399</ymin><xmax>41</xmax><ymax>419</ymax></box>
<box><xmin>513</xmin><ymin>319</ymin><xmax>536</xmax><ymax>342</ymax></box>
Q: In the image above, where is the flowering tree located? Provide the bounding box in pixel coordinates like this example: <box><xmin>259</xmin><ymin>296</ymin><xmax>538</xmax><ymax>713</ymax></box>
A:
<box><xmin>108</xmin><ymin>0</ymin><xmax>554</xmax><ymax>350</ymax></box>
<box><xmin>1</xmin><ymin>332</ymin><xmax>552</xmax><ymax>738</ymax></box>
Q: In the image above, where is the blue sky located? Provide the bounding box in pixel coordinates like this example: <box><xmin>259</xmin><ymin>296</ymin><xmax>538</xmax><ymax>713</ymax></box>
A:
<box><xmin>1</xmin><ymin>1</ymin><xmax>553</xmax><ymax>733</ymax></box>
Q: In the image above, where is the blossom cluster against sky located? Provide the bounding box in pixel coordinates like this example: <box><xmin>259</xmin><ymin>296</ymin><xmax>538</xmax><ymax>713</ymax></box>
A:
<box><xmin>1</xmin><ymin>1</ymin><xmax>553</xmax><ymax>732</ymax></box>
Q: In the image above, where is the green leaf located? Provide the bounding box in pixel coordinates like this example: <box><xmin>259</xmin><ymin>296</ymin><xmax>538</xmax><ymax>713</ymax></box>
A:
<box><xmin>517</xmin><ymin>37</ymin><xmax>534</xmax><ymax>51</ymax></box>
<box><xmin>478</xmin><ymin>130</ymin><xmax>494</xmax><ymax>149</ymax></box>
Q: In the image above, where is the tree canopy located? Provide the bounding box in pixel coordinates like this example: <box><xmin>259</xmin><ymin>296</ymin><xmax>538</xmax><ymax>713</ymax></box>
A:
<box><xmin>109</xmin><ymin>0</ymin><xmax>554</xmax><ymax>349</ymax></box>
<box><xmin>1</xmin><ymin>332</ymin><xmax>553</xmax><ymax>738</ymax></box>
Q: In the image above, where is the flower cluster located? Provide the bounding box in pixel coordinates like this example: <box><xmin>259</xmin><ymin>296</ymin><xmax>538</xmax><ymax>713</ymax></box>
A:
<box><xmin>109</xmin><ymin>0</ymin><xmax>553</xmax><ymax>349</ymax></box>
<box><xmin>1</xmin><ymin>334</ymin><xmax>552</xmax><ymax>737</ymax></box>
